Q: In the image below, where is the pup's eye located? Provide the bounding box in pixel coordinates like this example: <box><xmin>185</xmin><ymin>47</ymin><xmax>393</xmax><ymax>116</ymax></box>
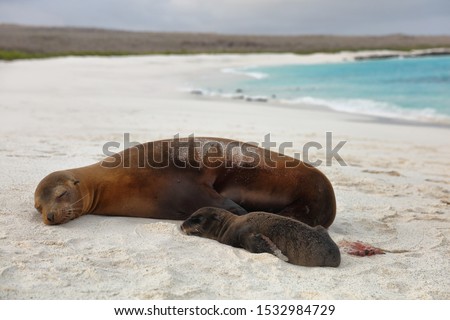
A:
<box><xmin>190</xmin><ymin>216</ymin><xmax>204</xmax><ymax>224</ymax></box>
<box><xmin>74</xmin><ymin>180</ymin><xmax>80</xmax><ymax>185</ymax></box>
<box><xmin>57</xmin><ymin>191</ymin><xmax>68</xmax><ymax>199</ymax></box>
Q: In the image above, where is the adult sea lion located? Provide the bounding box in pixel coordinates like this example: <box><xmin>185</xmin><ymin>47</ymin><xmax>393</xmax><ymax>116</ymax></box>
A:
<box><xmin>181</xmin><ymin>207</ymin><xmax>341</xmax><ymax>267</ymax></box>
<box><xmin>34</xmin><ymin>136</ymin><xmax>336</xmax><ymax>226</ymax></box>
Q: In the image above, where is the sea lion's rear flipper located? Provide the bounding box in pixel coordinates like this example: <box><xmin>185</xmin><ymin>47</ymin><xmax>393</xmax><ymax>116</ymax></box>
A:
<box><xmin>243</xmin><ymin>233</ymin><xmax>288</xmax><ymax>262</ymax></box>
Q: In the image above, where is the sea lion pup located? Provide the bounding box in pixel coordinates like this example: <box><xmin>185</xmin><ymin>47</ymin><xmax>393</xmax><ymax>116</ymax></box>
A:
<box><xmin>181</xmin><ymin>207</ymin><xmax>341</xmax><ymax>267</ymax></box>
<box><xmin>35</xmin><ymin>136</ymin><xmax>336</xmax><ymax>226</ymax></box>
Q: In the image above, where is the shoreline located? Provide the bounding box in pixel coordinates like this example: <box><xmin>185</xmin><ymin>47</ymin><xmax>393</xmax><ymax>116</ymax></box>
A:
<box><xmin>180</xmin><ymin>51</ymin><xmax>450</xmax><ymax>127</ymax></box>
<box><xmin>187</xmin><ymin>93</ymin><xmax>450</xmax><ymax>130</ymax></box>
<box><xmin>0</xmin><ymin>53</ymin><xmax>449</xmax><ymax>299</ymax></box>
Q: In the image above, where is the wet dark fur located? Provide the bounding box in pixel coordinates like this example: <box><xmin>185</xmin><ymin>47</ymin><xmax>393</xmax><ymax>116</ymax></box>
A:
<box><xmin>181</xmin><ymin>207</ymin><xmax>341</xmax><ymax>267</ymax></box>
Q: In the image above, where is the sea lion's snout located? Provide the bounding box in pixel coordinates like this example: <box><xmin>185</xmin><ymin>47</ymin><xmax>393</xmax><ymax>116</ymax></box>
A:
<box><xmin>41</xmin><ymin>208</ymin><xmax>58</xmax><ymax>225</ymax></box>
<box><xmin>181</xmin><ymin>212</ymin><xmax>209</xmax><ymax>236</ymax></box>
<box><xmin>180</xmin><ymin>221</ymin><xmax>197</xmax><ymax>235</ymax></box>
<box><xmin>46</xmin><ymin>212</ymin><xmax>55</xmax><ymax>223</ymax></box>
<box><xmin>34</xmin><ymin>171</ymin><xmax>86</xmax><ymax>225</ymax></box>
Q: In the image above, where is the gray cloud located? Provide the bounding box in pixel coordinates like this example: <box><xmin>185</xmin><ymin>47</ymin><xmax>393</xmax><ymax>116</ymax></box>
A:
<box><xmin>0</xmin><ymin>0</ymin><xmax>449</xmax><ymax>35</ymax></box>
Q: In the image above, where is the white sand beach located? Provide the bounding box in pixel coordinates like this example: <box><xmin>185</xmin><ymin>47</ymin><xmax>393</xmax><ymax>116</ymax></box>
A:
<box><xmin>0</xmin><ymin>53</ymin><xmax>449</xmax><ymax>299</ymax></box>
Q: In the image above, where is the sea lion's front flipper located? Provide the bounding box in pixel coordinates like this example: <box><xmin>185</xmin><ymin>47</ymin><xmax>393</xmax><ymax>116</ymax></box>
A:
<box><xmin>221</xmin><ymin>198</ymin><xmax>247</xmax><ymax>215</ymax></box>
<box><xmin>242</xmin><ymin>233</ymin><xmax>288</xmax><ymax>262</ymax></box>
<box><xmin>193</xmin><ymin>185</ymin><xmax>247</xmax><ymax>215</ymax></box>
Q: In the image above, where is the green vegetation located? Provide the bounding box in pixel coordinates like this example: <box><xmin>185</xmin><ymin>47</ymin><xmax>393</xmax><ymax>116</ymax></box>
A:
<box><xmin>0</xmin><ymin>50</ymin><xmax>51</xmax><ymax>60</ymax></box>
<box><xmin>0</xmin><ymin>50</ymin><xmax>232</xmax><ymax>61</ymax></box>
<box><xmin>0</xmin><ymin>50</ymin><xmax>143</xmax><ymax>61</ymax></box>
<box><xmin>1</xmin><ymin>46</ymin><xmax>449</xmax><ymax>61</ymax></box>
<box><xmin>0</xmin><ymin>50</ymin><xmax>263</xmax><ymax>61</ymax></box>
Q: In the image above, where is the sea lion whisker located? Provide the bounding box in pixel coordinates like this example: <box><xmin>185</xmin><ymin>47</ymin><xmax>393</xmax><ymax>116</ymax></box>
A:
<box><xmin>61</xmin><ymin>208</ymin><xmax>74</xmax><ymax>214</ymax></box>
<box><xmin>69</xmin><ymin>193</ymin><xmax>89</xmax><ymax>207</ymax></box>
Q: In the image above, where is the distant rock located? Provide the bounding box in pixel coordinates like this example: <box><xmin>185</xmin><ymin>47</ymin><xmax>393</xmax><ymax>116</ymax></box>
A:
<box><xmin>245</xmin><ymin>96</ymin><xmax>268</xmax><ymax>102</ymax></box>
<box><xmin>190</xmin><ymin>89</ymin><xmax>204</xmax><ymax>95</ymax></box>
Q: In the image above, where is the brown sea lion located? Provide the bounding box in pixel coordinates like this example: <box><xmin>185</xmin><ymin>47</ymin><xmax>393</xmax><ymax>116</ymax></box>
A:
<box><xmin>181</xmin><ymin>207</ymin><xmax>341</xmax><ymax>267</ymax></box>
<box><xmin>34</xmin><ymin>136</ymin><xmax>336</xmax><ymax>226</ymax></box>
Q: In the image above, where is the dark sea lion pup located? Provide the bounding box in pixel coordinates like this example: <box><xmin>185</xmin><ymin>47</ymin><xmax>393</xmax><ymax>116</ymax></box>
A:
<box><xmin>181</xmin><ymin>207</ymin><xmax>341</xmax><ymax>267</ymax></box>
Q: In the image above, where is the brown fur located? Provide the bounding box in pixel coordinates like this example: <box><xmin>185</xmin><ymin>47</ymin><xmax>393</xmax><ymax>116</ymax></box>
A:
<box><xmin>181</xmin><ymin>207</ymin><xmax>341</xmax><ymax>267</ymax></box>
<box><xmin>34</xmin><ymin>137</ymin><xmax>336</xmax><ymax>226</ymax></box>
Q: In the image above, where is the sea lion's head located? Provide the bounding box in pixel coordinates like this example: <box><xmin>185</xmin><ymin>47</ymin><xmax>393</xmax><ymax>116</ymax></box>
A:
<box><xmin>181</xmin><ymin>207</ymin><xmax>232</xmax><ymax>240</ymax></box>
<box><xmin>34</xmin><ymin>170</ymin><xmax>84</xmax><ymax>225</ymax></box>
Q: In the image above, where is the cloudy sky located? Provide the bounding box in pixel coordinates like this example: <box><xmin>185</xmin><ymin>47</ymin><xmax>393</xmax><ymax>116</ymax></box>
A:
<box><xmin>0</xmin><ymin>0</ymin><xmax>448</xmax><ymax>35</ymax></box>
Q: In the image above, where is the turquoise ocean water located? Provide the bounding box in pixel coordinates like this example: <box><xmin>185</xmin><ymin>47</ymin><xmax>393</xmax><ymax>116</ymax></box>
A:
<box><xmin>207</xmin><ymin>56</ymin><xmax>450</xmax><ymax>124</ymax></box>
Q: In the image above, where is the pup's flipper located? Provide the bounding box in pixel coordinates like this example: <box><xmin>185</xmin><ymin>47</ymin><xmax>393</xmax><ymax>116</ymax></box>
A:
<box><xmin>242</xmin><ymin>233</ymin><xmax>288</xmax><ymax>262</ymax></box>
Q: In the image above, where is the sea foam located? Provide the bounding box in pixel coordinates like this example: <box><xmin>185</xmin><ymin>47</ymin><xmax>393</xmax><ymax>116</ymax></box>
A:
<box><xmin>281</xmin><ymin>97</ymin><xmax>450</xmax><ymax>124</ymax></box>
<box><xmin>221</xmin><ymin>67</ymin><xmax>268</xmax><ymax>80</ymax></box>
